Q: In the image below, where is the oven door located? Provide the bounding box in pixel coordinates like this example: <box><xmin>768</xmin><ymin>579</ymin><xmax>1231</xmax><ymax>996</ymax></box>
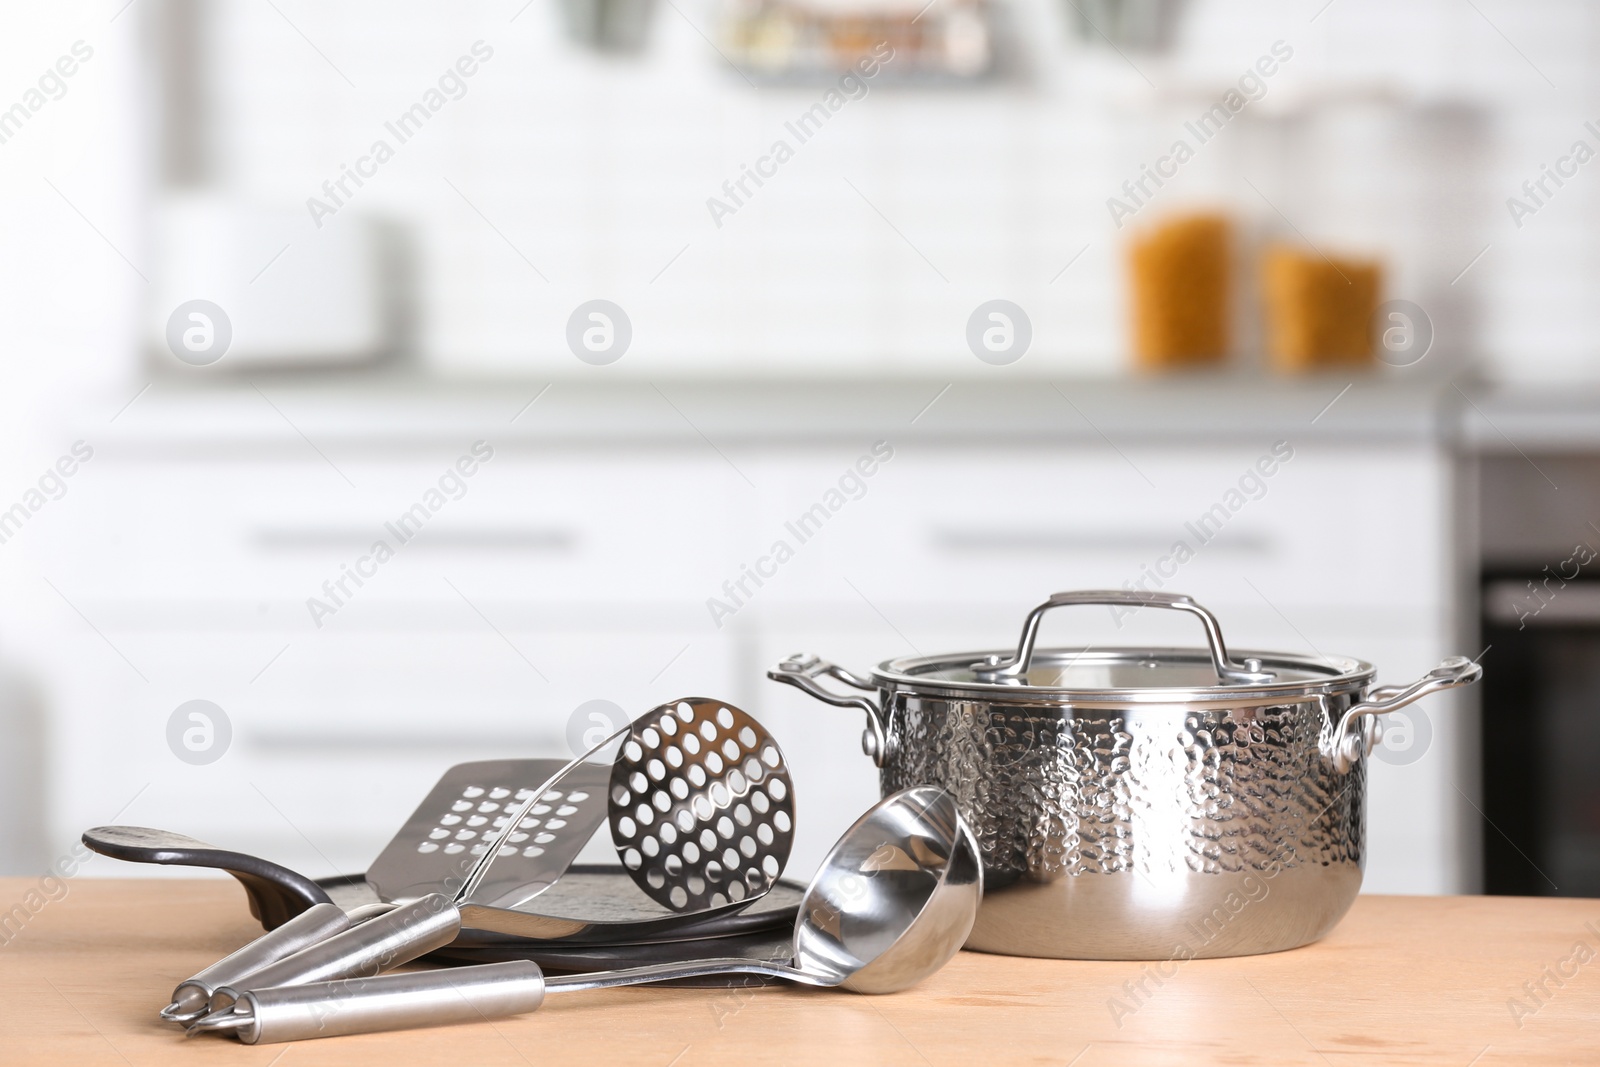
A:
<box><xmin>1481</xmin><ymin>574</ymin><xmax>1600</xmax><ymax>896</ymax></box>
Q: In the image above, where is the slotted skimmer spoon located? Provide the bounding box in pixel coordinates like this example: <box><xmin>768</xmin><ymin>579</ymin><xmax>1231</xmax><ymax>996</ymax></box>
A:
<box><xmin>445</xmin><ymin>697</ymin><xmax>795</xmax><ymax>938</ymax></box>
<box><xmin>188</xmin><ymin>787</ymin><xmax>979</xmax><ymax>1044</ymax></box>
<box><xmin>370</xmin><ymin>698</ymin><xmax>794</xmax><ymax>923</ymax></box>
<box><xmin>607</xmin><ymin>698</ymin><xmax>795</xmax><ymax>913</ymax></box>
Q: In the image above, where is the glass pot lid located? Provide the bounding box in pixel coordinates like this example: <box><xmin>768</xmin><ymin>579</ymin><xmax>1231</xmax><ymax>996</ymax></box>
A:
<box><xmin>870</xmin><ymin>592</ymin><xmax>1374</xmax><ymax>704</ymax></box>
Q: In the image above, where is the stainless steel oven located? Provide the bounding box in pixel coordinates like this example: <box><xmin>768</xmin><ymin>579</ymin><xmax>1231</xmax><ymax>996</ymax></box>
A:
<box><xmin>1479</xmin><ymin>454</ymin><xmax>1600</xmax><ymax>896</ymax></box>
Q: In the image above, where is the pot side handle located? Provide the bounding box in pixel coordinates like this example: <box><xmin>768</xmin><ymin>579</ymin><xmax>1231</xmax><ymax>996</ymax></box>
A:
<box><xmin>1329</xmin><ymin>656</ymin><xmax>1484</xmax><ymax>771</ymax></box>
<box><xmin>766</xmin><ymin>654</ymin><xmax>894</xmax><ymax>766</ymax></box>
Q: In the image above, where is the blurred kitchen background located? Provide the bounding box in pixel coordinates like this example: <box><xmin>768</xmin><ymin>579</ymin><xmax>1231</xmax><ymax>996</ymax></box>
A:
<box><xmin>1</xmin><ymin>0</ymin><xmax>1597</xmax><ymax>900</ymax></box>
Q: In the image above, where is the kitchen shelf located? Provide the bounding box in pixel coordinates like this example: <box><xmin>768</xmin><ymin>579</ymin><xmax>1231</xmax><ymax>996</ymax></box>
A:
<box><xmin>84</xmin><ymin>376</ymin><xmax>1455</xmax><ymax>452</ymax></box>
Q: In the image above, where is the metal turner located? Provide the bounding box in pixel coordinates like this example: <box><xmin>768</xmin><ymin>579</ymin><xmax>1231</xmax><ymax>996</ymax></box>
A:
<box><xmin>364</xmin><ymin>758</ymin><xmax>611</xmax><ymax>910</ymax></box>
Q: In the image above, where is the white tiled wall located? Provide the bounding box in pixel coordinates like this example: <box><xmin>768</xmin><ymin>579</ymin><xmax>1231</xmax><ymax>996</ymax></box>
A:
<box><xmin>199</xmin><ymin>0</ymin><xmax>1600</xmax><ymax>380</ymax></box>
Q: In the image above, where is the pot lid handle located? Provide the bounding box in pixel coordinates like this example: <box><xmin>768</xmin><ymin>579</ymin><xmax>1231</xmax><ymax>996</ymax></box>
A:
<box><xmin>970</xmin><ymin>591</ymin><xmax>1277</xmax><ymax>685</ymax></box>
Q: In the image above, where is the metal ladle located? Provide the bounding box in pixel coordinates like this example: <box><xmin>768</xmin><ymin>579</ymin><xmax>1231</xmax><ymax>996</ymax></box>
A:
<box><xmin>555</xmin><ymin>784</ymin><xmax>981</xmax><ymax>995</ymax></box>
<box><xmin>188</xmin><ymin>787</ymin><xmax>981</xmax><ymax>1043</ymax></box>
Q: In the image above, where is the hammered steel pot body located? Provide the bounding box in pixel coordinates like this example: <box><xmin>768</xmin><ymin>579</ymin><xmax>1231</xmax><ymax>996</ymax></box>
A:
<box><xmin>879</xmin><ymin>690</ymin><xmax>1365</xmax><ymax>959</ymax></box>
<box><xmin>768</xmin><ymin>590</ymin><xmax>1483</xmax><ymax>961</ymax></box>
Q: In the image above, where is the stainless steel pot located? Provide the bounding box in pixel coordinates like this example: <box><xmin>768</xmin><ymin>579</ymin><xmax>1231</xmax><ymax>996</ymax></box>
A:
<box><xmin>768</xmin><ymin>590</ymin><xmax>1482</xmax><ymax>960</ymax></box>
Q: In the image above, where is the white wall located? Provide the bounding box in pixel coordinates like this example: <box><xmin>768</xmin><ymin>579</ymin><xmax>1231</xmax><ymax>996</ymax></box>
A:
<box><xmin>0</xmin><ymin>3</ymin><xmax>149</xmax><ymax>874</ymax></box>
<box><xmin>0</xmin><ymin>0</ymin><xmax>1556</xmax><ymax>893</ymax></box>
<box><xmin>191</xmin><ymin>0</ymin><xmax>1596</xmax><ymax>381</ymax></box>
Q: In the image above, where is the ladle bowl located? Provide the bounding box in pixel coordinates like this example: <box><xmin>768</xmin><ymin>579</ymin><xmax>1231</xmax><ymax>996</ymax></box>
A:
<box><xmin>545</xmin><ymin>784</ymin><xmax>982</xmax><ymax>995</ymax></box>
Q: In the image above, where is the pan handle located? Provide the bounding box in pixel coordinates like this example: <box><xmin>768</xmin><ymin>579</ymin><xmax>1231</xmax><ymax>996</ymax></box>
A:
<box><xmin>1327</xmin><ymin>656</ymin><xmax>1484</xmax><ymax>771</ymax></box>
<box><xmin>767</xmin><ymin>655</ymin><xmax>894</xmax><ymax>765</ymax></box>
<box><xmin>82</xmin><ymin>825</ymin><xmax>333</xmax><ymax>930</ymax></box>
<box><xmin>971</xmin><ymin>590</ymin><xmax>1277</xmax><ymax>685</ymax></box>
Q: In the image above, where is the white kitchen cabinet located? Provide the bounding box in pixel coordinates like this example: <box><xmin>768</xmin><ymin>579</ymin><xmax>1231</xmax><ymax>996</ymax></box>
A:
<box><xmin>26</xmin><ymin>397</ymin><xmax>1462</xmax><ymax>894</ymax></box>
<box><xmin>735</xmin><ymin>442</ymin><xmax>1444</xmax><ymax>614</ymax></box>
<box><xmin>35</xmin><ymin>447</ymin><xmax>750</xmax><ymax>876</ymax></box>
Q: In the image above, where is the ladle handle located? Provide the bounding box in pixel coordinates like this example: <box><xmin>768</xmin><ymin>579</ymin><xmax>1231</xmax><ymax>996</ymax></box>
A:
<box><xmin>199</xmin><ymin>961</ymin><xmax>813</xmax><ymax>1044</ymax></box>
<box><xmin>544</xmin><ymin>958</ymin><xmax>819</xmax><ymax>992</ymax></box>
<box><xmin>198</xmin><ymin>962</ymin><xmax>548</xmax><ymax>1044</ymax></box>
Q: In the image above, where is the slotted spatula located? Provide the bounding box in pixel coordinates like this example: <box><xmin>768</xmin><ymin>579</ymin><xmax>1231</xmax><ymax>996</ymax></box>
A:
<box><xmin>366</xmin><ymin>757</ymin><xmax>611</xmax><ymax>910</ymax></box>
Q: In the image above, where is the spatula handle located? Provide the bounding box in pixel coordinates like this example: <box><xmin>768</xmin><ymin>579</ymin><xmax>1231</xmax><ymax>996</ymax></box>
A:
<box><xmin>209</xmin><ymin>894</ymin><xmax>461</xmax><ymax>1011</ymax></box>
<box><xmin>165</xmin><ymin>902</ymin><xmax>352</xmax><ymax>1022</ymax></box>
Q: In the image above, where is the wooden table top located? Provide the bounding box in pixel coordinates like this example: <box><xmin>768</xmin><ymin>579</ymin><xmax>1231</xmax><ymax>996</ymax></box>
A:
<box><xmin>2</xmin><ymin>878</ymin><xmax>1597</xmax><ymax>1065</ymax></box>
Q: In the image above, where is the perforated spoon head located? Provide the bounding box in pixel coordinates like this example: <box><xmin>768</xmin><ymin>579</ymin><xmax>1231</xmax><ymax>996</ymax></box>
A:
<box><xmin>609</xmin><ymin>698</ymin><xmax>796</xmax><ymax>912</ymax></box>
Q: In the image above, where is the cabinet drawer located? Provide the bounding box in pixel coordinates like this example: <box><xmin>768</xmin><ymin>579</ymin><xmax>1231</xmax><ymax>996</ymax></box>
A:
<box><xmin>56</xmin><ymin>452</ymin><xmax>749</xmax><ymax>606</ymax></box>
<box><xmin>46</xmin><ymin>627</ymin><xmax>734</xmax><ymax>875</ymax></box>
<box><xmin>736</xmin><ymin>443</ymin><xmax>1446</xmax><ymax>617</ymax></box>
